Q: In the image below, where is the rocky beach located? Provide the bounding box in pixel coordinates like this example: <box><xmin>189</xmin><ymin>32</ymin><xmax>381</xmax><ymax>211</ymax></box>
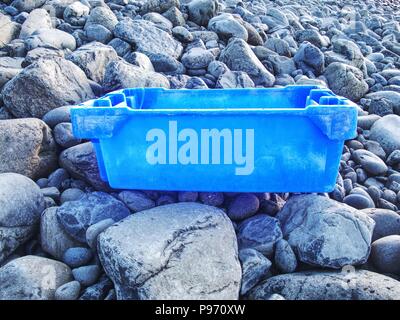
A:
<box><xmin>1</xmin><ymin>0</ymin><xmax>400</xmax><ymax>300</ymax></box>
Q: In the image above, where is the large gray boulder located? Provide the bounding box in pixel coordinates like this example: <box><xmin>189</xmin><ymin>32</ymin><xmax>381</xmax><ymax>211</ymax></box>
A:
<box><xmin>277</xmin><ymin>195</ymin><xmax>375</xmax><ymax>269</ymax></box>
<box><xmin>219</xmin><ymin>38</ymin><xmax>275</xmax><ymax>87</ymax></box>
<box><xmin>324</xmin><ymin>62</ymin><xmax>368</xmax><ymax>102</ymax></box>
<box><xmin>114</xmin><ymin>19</ymin><xmax>183</xmax><ymax>59</ymax></box>
<box><xmin>59</xmin><ymin>142</ymin><xmax>109</xmax><ymax>191</ymax></box>
<box><xmin>1</xmin><ymin>57</ymin><xmax>94</xmax><ymax>118</ymax></box>
<box><xmin>0</xmin><ymin>173</ymin><xmax>45</xmax><ymax>264</ymax></box>
<box><xmin>0</xmin><ymin>256</ymin><xmax>72</xmax><ymax>300</ymax></box>
<box><xmin>66</xmin><ymin>42</ymin><xmax>119</xmax><ymax>83</ymax></box>
<box><xmin>98</xmin><ymin>202</ymin><xmax>241</xmax><ymax>300</ymax></box>
<box><xmin>0</xmin><ymin>119</ymin><xmax>58</xmax><ymax>179</ymax></box>
<box><xmin>102</xmin><ymin>60</ymin><xmax>170</xmax><ymax>92</ymax></box>
<box><xmin>248</xmin><ymin>270</ymin><xmax>400</xmax><ymax>300</ymax></box>
<box><xmin>369</xmin><ymin>115</ymin><xmax>400</xmax><ymax>154</ymax></box>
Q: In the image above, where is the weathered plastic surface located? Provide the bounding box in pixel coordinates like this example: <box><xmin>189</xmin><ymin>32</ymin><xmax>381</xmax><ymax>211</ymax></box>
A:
<box><xmin>71</xmin><ymin>86</ymin><xmax>357</xmax><ymax>192</ymax></box>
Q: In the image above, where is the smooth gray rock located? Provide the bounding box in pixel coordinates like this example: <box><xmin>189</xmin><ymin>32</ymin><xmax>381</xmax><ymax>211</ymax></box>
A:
<box><xmin>239</xmin><ymin>248</ymin><xmax>271</xmax><ymax>296</ymax></box>
<box><xmin>57</xmin><ymin>191</ymin><xmax>130</xmax><ymax>242</ymax></box>
<box><xmin>274</xmin><ymin>239</ymin><xmax>297</xmax><ymax>273</ymax></box>
<box><xmin>227</xmin><ymin>193</ymin><xmax>259</xmax><ymax>221</ymax></box>
<box><xmin>357</xmin><ymin>114</ymin><xmax>381</xmax><ymax>130</ymax></box>
<box><xmin>25</xmin><ymin>28</ymin><xmax>77</xmax><ymax>51</ymax></box>
<box><xmin>98</xmin><ymin>202</ymin><xmax>241</xmax><ymax>300</ymax></box>
<box><xmin>172</xmin><ymin>26</ymin><xmax>193</xmax><ymax>43</ymax></box>
<box><xmin>369</xmin><ymin>115</ymin><xmax>400</xmax><ymax>154</ymax></box>
<box><xmin>85</xmin><ymin>24</ymin><xmax>113</xmax><ymax>44</ymax></box>
<box><xmin>324</xmin><ymin>62</ymin><xmax>368</xmax><ymax>102</ymax></box>
<box><xmin>248</xmin><ymin>270</ymin><xmax>400</xmax><ymax>300</ymax></box>
<box><xmin>66</xmin><ymin>42</ymin><xmax>119</xmax><ymax>83</ymax></box>
<box><xmin>63</xmin><ymin>247</ymin><xmax>93</xmax><ymax>268</ymax></box>
<box><xmin>143</xmin><ymin>12</ymin><xmax>173</xmax><ymax>31</ymax></box>
<box><xmin>0</xmin><ymin>173</ymin><xmax>45</xmax><ymax>263</ymax></box>
<box><xmin>124</xmin><ymin>52</ymin><xmax>154</xmax><ymax>72</ymax></box>
<box><xmin>0</xmin><ymin>13</ymin><xmax>21</xmax><ymax>48</ymax></box>
<box><xmin>41</xmin><ymin>207</ymin><xmax>82</xmax><ymax>260</ymax></box>
<box><xmin>344</xmin><ymin>193</ymin><xmax>374</xmax><ymax>209</ymax></box>
<box><xmin>118</xmin><ymin>191</ymin><xmax>155</xmax><ymax>213</ymax></box>
<box><xmin>102</xmin><ymin>60</ymin><xmax>170</xmax><ymax>92</ymax></box>
<box><xmin>0</xmin><ymin>173</ymin><xmax>44</xmax><ymax>228</ymax></box>
<box><xmin>19</xmin><ymin>9</ymin><xmax>52</xmax><ymax>39</ymax></box>
<box><xmin>371</xmin><ymin>235</ymin><xmax>400</xmax><ymax>274</ymax></box>
<box><xmin>72</xmin><ymin>265</ymin><xmax>101</xmax><ymax>287</ymax></box>
<box><xmin>59</xmin><ymin>142</ymin><xmax>109</xmax><ymax>191</ymax></box>
<box><xmin>237</xmin><ymin>214</ymin><xmax>282</xmax><ymax>257</ymax></box>
<box><xmin>55</xmin><ymin>281</ymin><xmax>81</xmax><ymax>300</ymax></box>
<box><xmin>187</xmin><ymin>0</ymin><xmax>218</xmax><ymax>27</ymax></box>
<box><xmin>11</xmin><ymin>0</ymin><xmax>46</xmax><ymax>12</ymax></box>
<box><xmin>294</xmin><ymin>41</ymin><xmax>325</xmax><ymax>75</ymax></box>
<box><xmin>42</xmin><ymin>105</ymin><xmax>72</xmax><ymax>128</ymax></box>
<box><xmin>277</xmin><ymin>195</ymin><xmax>375</xmax><ymax>269</ymax></box>
<box><xmin>84</xmin><ymin>6</ymin><xmax>118</xmax><ymax>32</ymax></box>
<box><xmin>0</xmin><ymin>119</ymin><xmax>58</xmax><ymax>179</ymax></box>
<box><xmin>60</xmin><ymin>188</ymin><xmax>85</xmax><ymax>204</ymax></box>
<box><xmin>86</xmin><ymin>218</ymin><xmax>115</xmax><ymax>250</ymax></box>
<box><xmin>219</xmin><ymin>38</ymin><xmax>275</xmax><ymax>87</ymax></box>
<box><xmin>216</xmin><ymin>70</ymin><xmax>255</xmax><ymax>88</ymax></box>
<box><xmin>114</xmin><ymin>19</ymin><xmax>183</xmax><ymax>59</ymax></box>
<box><xmin>2</xmin><ymin>57</ymin><xmax>94</xmax><ymax>118</ymax></box>
<box><xmin>208</xmin><ymin>13</ymin><xmax>248</xmax><ymax>41</ymax></box>
<box><xmin>0</xmin><ymin>256</ymin><xmax>72</xmax><ymax>300</ymax></box>
<box><xmin>352</xmin><ymin>149</ymin><xmax>388</xmax><ymax>175</ymax></box>
<box><xmin>181</xmin><ymin>47</ymin><xmax>214</xmax><ymax>70</ymax></box>
<box><xmin>54</xmin><ymin>122</ymin><xmax>81</xmax><ymax>148</ymax></box>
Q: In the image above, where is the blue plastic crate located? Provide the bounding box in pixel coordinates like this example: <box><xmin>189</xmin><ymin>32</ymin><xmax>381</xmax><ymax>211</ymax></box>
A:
<box><xmin>70</xmin><ymin>85</ymin><xmax>357</xmax><ymax>192</ymax></box>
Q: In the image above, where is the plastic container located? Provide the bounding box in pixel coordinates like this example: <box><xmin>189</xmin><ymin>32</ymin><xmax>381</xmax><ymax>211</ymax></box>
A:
<box><xmin>71</xmin><ymin>85</ymin><xmax>357</xmax><ymax>192</ymax></box>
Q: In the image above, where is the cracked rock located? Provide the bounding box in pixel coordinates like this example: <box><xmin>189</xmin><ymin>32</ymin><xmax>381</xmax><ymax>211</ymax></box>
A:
<box><xmin>98</xmin><ymin>202</ymin><xmax>241</xmax><ymax>300</ymax></box>
<box><xmin>277</xmin><ymin>194</ymin><xmax>375</xmax><ymax>269</ymax></box>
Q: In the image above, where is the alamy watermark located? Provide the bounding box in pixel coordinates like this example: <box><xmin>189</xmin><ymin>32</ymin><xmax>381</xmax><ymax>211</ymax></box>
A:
<box><xmin>145</xmin><ymin>121</ymin><xmax>255</xmax><ymax>175</ymax></box>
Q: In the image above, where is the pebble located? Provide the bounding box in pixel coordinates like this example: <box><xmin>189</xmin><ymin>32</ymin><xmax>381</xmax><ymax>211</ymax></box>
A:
<box><xmin>352</xmin><ymin>149</ymin><xmax>388</xmax><ymax>176</ymax></box>
<box><xmin>72</xmin><ymin>265</ymin><xmax>101</xmax><ymax>287</ymax></box>
<box><xmin>63</xmin><ymin>247</ymin><xmax>93</xmax><ymax>268</ymax></box>
<box><xmin>227</xmin><ymin>193</ymin><xmax>260</xmax><ymax>221</ymax></box>
<box><xmin>55</xmin><ymin>281</ymin><xmax>81</xmax><ymax>300</ymax></box>
<box><xmin>60</xmin><ymin>188</ymin><xmax>85</xmax><ymax>204</ymax></box>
